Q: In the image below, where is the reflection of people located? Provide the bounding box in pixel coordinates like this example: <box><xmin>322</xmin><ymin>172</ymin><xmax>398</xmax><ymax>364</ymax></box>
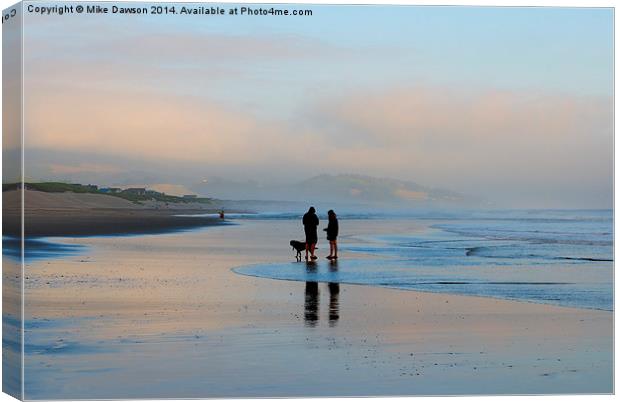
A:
<box><xmin>324</xmin><ymin>209</ymin><xmax>339</xmax><ymax>260</ymax></box>
<box><xmin>303</xmin><ymin>281</ymin><xmax>340</xmax><ymax>327</ymax></box>
<box><xmin>328</xmin><ymin>260</ymin><xmax>340</xmax><ymax>326</ymax></box>
<box><xmin>304</xmin><ymin>282</ymin><xmax>319</xmax><ymax>327</ymax></box>
<box><xmin>328</xmin><ymin>283</ymin><xmax>340</xmax><ymax>326</ymax></box>
<box><xmin>302</xmin><ymin>207</ymin><xmax>319</xmax><ymax>261</ymax></box>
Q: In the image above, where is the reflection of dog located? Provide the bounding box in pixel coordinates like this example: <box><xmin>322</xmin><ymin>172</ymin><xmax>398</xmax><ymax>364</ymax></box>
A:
<box><xmin>290</xmin><ymin>240</ymin><xmax>306</xmax><ymax>262</ymax></box>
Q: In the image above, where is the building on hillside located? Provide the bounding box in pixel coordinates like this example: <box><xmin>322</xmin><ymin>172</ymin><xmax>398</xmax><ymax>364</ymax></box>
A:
<box><xmin>123</xmin><ymin>188</ymin><xmax>146</xmax><ymax>196</ymax></box>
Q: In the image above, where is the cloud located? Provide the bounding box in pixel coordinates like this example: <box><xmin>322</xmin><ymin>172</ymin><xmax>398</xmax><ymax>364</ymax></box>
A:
<box><xmin>49</xmin><ymin>163</ymin><xmax>125</xmax><ymax>175</ymax></box>
<box><xmin>25</xmin><ymin>87</ymin><xmax>272</xmax><ymax>162</ymax></box>
<box><xmin>23</xmin><ymin>20</ymin><xmax>356</xmax><ymax>96</ymax></box>
<box><xmin>23</xmin><ymin>81</ymin><xmax>612</xmax><ymax>208</ymax></box>
<box><xmin>309</xmin><ymin>87</ymin><xmax>612</xmax><ymax>201</ymax></box>
<box><xmin>18</xmin><ymin>11</ymin><xmax>612</xmax><ymax>208</ymax></box>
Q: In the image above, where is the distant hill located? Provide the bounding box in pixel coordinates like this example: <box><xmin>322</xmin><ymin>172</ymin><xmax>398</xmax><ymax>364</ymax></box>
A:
<box><xmin>191</xmin><ymin>174</ymin><xmax>477</xmax><ymax>207</ymax></box>
<box><xmin>293</xmin><ymin>174</ymin><xmax>465</xmax><ymax>203</ymax></box>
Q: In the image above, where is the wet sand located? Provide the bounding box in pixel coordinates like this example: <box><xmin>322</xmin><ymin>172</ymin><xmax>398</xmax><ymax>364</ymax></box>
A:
<box><xmin>12</xmin><ymin>210</ymin><xmax>225</xmax><ymax>237</ymax></box>
<box><xmin>17</xmin><ymin>219</ymin><xmax>613</xmax><ymax>398</ymax></box>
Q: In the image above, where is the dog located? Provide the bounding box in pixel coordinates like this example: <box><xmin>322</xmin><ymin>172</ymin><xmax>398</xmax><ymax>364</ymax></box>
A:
<box><xmin>290</xmin><ymin>240</ymin><xmax>306</xmax><ymax>262</ymax></box>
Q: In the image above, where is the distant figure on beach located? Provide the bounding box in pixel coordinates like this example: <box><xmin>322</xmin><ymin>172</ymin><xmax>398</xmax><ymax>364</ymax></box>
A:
<box><xmin>324</xmin><ymin>209</ymin><xmax>339</xmax><ymax>260</ymax></box>
<box><xmin>219</xmin><ymin>210</ymin><xmax>225</xmax><ymax>219</ymax></box>
<box><xmin>302</xmin><ymin>206</ymin><xmax>319</xmax><ymax>260</ymax></box>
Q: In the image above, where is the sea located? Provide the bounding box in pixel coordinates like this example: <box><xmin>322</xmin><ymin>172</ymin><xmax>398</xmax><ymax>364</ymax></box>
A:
<box><xmin>5</xmin><ymin>209</ymin><xmax>613</xmax><ymax>311</ymax></box>
<box><xmin>234</xmin><ymin>209</ymin><xmax>613</xmax><ymax>311</ymax></box>
<box><xmin>2</xmin><ymin>208</ymin><xmax>613</xmax><ymax>398</ymax></box>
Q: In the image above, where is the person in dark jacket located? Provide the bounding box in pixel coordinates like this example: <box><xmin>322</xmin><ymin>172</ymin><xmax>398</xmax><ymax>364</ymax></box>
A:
<box><xmin>324</xmin><ymin>209</ymin><xmax>339</xmax><ymax>260</ymax></box>
<box><xmin>302</xmin><ymin>206</ymin><xmax>319</xmax><ymax>260</ymax></box>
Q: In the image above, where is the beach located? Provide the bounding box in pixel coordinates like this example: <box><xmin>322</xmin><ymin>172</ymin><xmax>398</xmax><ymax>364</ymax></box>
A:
<box><xmin>11</xmin><ymin>217</ymin><xmax>612</xmax><ymax>398</ymax></box>
<box><xmin>3</xmin><ymin>190</ymin><xmax>226</xmax><ymax>237</ymax></box>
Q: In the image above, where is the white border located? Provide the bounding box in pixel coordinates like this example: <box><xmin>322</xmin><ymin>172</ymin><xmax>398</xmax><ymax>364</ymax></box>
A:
<box><xmin>0</xmin><ymin>1</ymin><xmax>616</xmax><ymax>402</ymax></box>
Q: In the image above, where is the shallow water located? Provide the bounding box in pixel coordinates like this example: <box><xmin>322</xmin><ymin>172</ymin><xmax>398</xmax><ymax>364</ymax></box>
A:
<box><xmin>3</xmin><ymin>237</ymin><xmax>86</xmax><ymax>262</ymax></box>
<box><xmin>234</xmin><ymin>210</ymin><xmax>613</xmax><ymax>311</ymax></box>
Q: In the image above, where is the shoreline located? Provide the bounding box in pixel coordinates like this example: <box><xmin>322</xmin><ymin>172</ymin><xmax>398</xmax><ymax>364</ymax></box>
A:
<box><xmin>3</xmin><ymin>189</ymin><xmax>233</xmax><ymax>237</ymax></box>
<box><xmin>4</xmin><ymin>209</ymin><xmax>227</xmax><ymax>237</ymax></box>
<box><xmin>232</xmin><ymin>265</ymin><xmax>614</xmax><ymax>313</ymax></box>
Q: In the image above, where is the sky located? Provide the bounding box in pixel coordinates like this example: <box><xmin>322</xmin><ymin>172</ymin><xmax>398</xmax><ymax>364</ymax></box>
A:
<box><xmin>12</xmin><ymin>3</ymin><xmax>614</xmax><ymax>208</ymax></box>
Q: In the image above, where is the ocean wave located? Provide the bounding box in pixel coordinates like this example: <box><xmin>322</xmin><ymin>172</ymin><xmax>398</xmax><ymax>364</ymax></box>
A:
<box><xmin>433</xmin><ymin>226</ymin><xmax>612</xmax><ymax>247</ymax></box>
<box><xmin>556</xmin><ymin>257</ymin><xmax>614</xmax><ymax>262</ymax></box>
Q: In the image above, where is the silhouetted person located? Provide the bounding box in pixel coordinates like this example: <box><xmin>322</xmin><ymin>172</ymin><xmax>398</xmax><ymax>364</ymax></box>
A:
<box><xmin>302</xmin><ymin>207</ymin><xmax>319</xmax><ymax>260</ymax></box>
<box><xmin>324</xmin><ymin>209</ymin><xmax>339</xmax><ymax>260</ymax></box>
<box><xmin>304</xmin><ymin>281</ymin><xmax>319</xmax><ymax>327</ymax></box>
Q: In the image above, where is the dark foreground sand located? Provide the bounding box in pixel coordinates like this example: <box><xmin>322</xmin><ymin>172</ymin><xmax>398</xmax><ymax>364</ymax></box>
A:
<box><xmin>3</xmin><ymin>189</ymin><xmax>225</xmax><ymax>236</ymax></box>
<box><xmin>10</xmin><ymin>219</ymin><xmax>612</xmax><ymax>399</ymax></box>
<box><xmin>10</xmin><ymin>210</ymin><xmax>224</xmax><ymax>237</ymax></box>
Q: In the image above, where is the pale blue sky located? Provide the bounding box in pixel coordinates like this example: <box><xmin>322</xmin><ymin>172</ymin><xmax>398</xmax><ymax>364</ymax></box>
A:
<box><xmin>167</xmin><ymin>5</ymin><xmax>614</xmax><ymax>93</ymax></box>
<box><xmin>131</xmin><ymin>6</ymin><xmax>613</xmax><ymax>112</ymax></box>
<box><xmin>21</xmin><ymin>4</ymin><xmax>614</xmax><ymax>207</ymax></box>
